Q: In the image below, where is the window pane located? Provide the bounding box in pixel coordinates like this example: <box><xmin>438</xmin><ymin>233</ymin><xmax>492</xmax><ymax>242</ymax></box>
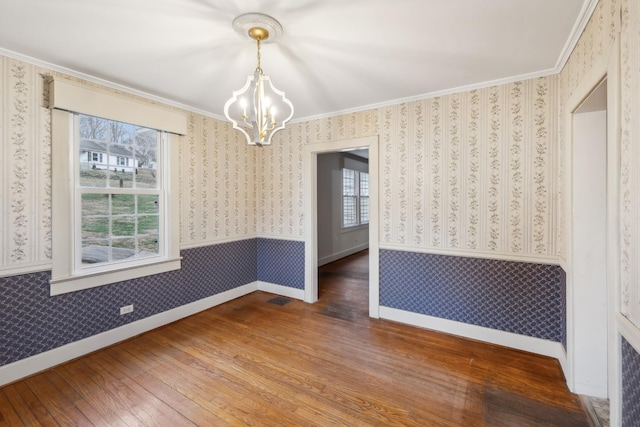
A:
<box><xmin>135</xmin><ymin>139</ymin><xmax>158</xmax><ymax>189</ymax></box>
<box><xmin>111</xmin><ymin>194</ymin><xmax>135</xmax><ymax>215</ymax></box>
<box><xmin>360</xmin><ymin>172</ymin><xmax>369</xmax><ymax>197</ymax></box>
<box><xmin>112</xmin><ymin>216</ymin><xmax>136</xmax><ymax>237</ymax></box>
<box><xmin>81</xmin><ymin>240</ymin><xmax>110</xmax><ymax>264</ymax></box>
<box><xmin>78</xmin><ymin>114</ymin><xmax>158</xmax><ymax>190</ymax></box>
<box><xmin>112</xmin><ymin>238</ymin><xmax>136</xmax><ymax>261</ymax></box>
<box><xmin>138</xmin><ymin>195</ymin><xmax>159</xmax><ymax>214</ymax></box>
<box><xmin>138</xmin><ymin>215</ymin><xmax>158</xmax><ymax>235</ymax></box>
<box><xmin>360</xmin><ymin>196</ymin><xmax>370</xmax><ymax>224</ymax></box>
<box><xmin>79</xmin><ymin>168</ymin><xmax>108</xmax><ymax>188</ymax></box>
<box><xmin>343</xmin><ymin>169</ymin><xmax>356</xmax><ymax>196</ymax></box>
<box><xmin>109</xmin><ymin>170</ymin><xmax>134</xmax><ymax>188</ymax></box>
<box><xmin>81</xmin><ymin>217</ymin><xmax>109</xmax><ymax>240</ymax></box>
<box><xmin>343</xmin><ymin>196</ymin><xmax>357</xmax><ymax>227</ymax></box>
<box><xmin>81</xmin><ymin>193</ymin><xmax>109</xmax><ymax>216</ymax></box>
<box><xmin>139</xmin><ymin>234</ymin><xmax>159</xmax><ymax>255</ymax></box>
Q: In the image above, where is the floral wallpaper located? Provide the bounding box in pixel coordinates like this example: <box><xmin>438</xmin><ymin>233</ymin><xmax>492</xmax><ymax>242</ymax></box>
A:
<box><xmin>618</xmin><ymin>0</ymin><xmax>640</xmax><ymax>328</ymax></box>
<box><xmin>264</xmin><ymin>77</ymin><xmax>557</xmax><ymax>258</ymax></box>
<box><xmin>0</xmin><ymin>57</ymin><xmax>51</xmax><ymax>272</ymax></box>
<box><xmin>558</xmin><ymin>0</ymin><xmax>640</xmax><ymax>329</ymax></box>
<box><xmin>0</xmin><ymin>55</ymin><xmax>257</xmax><ymax>278</ymax></box>
<box><xmin>257</xmin><ymin>110</ymin><xmax>379</xmax><ymax>238</ymax></box>
<box><xmin>179</xmin><ymin>113</ymin><xmax>257</xmax><ymax>248</ymax></box>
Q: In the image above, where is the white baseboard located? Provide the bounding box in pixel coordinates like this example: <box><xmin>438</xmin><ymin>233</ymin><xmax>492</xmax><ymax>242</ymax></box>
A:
<box><xmin>574</xmin><ymin>382</ymin><xmax>609</xmax><ymax>399</ymax></box>
<box><xmin>379</xmin><ymin>306</ymin><xmax>567</xmax><ymax>364</ymax></box>
<box><xmin>257</xmin><ymin>281</ymin><xmax>305</xmax><ymax>300</ymax></box>
<box><xmin>318</xmin><ymin>243</ymin><xmax>369</xmax><ymax>267</ymax></box>
<box><xmin>0</xmin><ymin>282</ymin><xmax>258</xmax><ymax>387</ymax></box>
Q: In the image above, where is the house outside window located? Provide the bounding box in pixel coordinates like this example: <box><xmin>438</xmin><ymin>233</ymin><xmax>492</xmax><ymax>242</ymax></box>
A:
<box><xmin>342</xmin><ymin>168</ymin><xmax>369</xmax><ymax>228</ymax></box>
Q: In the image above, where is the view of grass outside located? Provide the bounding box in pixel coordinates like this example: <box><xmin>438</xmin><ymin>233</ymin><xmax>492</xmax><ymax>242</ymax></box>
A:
<box><xmin>81</xmin><ymin>193</ymin><xmax>159</xmax><ymax>264</ymax></box>
<box><xmin>79</xmin><ymin>168</ymin><xmax>157</xmax><ymax>189</ymax></box>
<box><xmin>76</xmin><ymin>114</ymin><xmax>163</xmax><ymax>266</ymax></box>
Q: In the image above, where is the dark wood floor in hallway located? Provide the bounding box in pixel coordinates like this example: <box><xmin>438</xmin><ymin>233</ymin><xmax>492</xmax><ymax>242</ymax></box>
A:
<box><xmin>0</xmin><ymin>250</ymin><xmax>592</xmax><ymax>426</ymax></box>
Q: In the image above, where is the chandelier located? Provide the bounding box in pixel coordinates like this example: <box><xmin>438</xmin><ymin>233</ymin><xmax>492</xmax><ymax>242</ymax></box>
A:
<box><xmin>224</xmin><ymin>13</ymin><xmax>294</xmax><ymax>146</ymax></box>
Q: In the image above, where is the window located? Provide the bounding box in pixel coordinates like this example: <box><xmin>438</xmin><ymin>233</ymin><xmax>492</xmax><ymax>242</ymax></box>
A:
<box><xmin>78</xmin><ymin>114</ymin><xmax>161</xmax><ymax>267</ymax></box>
<box><xmin>90</xmin><ymin>152</ymin><xmax>103</xmax><ymax>163</ymax></box>
<box><xmin>342</xmin><ymin>168</ymin><xmax>369</xmax><ymax>228</ymax></box>
<box><xmin>50</xmin><ymin>78</ymin><xmax>186</xmax><ymax>295</ymax></box>
<box><xmin>359</xmin><ymin>172</ymin><xmax>369</xmax><ymax>224</ymax></box>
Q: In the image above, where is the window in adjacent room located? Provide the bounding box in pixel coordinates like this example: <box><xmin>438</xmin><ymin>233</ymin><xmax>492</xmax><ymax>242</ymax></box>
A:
<box><xmin>342</xmin><ymin>168</ymin><xmax>369</xmax><ymax>228</ymax></box>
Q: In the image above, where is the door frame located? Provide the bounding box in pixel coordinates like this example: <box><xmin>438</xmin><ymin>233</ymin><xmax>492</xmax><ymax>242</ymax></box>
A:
<box><xmin>563</xmin><ymin>35</ymin><xmax>620</xmax><ymax>420</ymax></box>
<box><xmin>303</xmin><ymin>135</ymin><xmax>380</xmax><ymax>318</ymax></box>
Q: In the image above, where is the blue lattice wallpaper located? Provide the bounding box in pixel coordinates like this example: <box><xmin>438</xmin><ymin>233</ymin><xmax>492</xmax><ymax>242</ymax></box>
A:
<box><xmin>622</xmin><ymin>337</ymin><xmax>640</xmax><ymax>426</ymax></box>
<box><xmin>257</xmin><ymin>238</ymin><xmax>305</xmax><ymax>289</ymax></box>
<box><xmin>0</xmin><ymin>239</ymin><xmax>257</xmax><ymax>367</ymax></box>
<box><xmin>379</xmin><ymin>249</ymin><xmax>564</xmax><ymax>342</ymax></box>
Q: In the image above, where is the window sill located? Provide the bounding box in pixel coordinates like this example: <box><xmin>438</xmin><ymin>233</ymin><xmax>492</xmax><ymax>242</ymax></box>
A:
<box><xmin>50</xmin><ymin>257</ymin><xmax>182</xmax><ymax>296</ymax></box>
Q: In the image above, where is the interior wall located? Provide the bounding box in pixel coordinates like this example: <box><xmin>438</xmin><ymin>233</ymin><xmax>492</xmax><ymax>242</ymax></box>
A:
<box><xmin>180</xmin><ymin>113</ymin><xmax>258</xmax><ymax>248</ymax></box>
<box><xmin>317</xmin><ymin>152</ymin><xmax>369</xmax><ymax>266</ymax></box>
<box><xmin>266</xmin><ymin>78</ymin><xmax>558</xmax><ymax>262</ymax></box>
<box><xmin>0</xmin><ymin>55</ymin><xmax>259</xmax><ymax>274</ymax></box>
<box><xmin>257</xmin><ymin>111</ymin><xmax>379</xmax><ymax>239</ymax></box>
<box><xmin>0</xmin><ymin>54</ymin><xmax>262</xmax><ymax>379</ymax></box>
<box><xmin>557</xmin><ymin>0</ymin><xmax>640</xmax><ymax>421</ymax></box>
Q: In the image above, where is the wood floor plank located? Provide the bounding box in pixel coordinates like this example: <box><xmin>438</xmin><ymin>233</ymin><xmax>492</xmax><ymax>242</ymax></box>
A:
<box><xmin>0</xmin><ymin>389</ymin><xmax>26</xmax><ymax>426</ymax></box>
<box><xmin>3</xmin><ymin>381</ymin><xmax>57</xmax><ymax>427</ymax></box>
<box><xmin>54</xmin><ymin>360</ymin><xmax>148</xmax><ymax>426</ymax></box>
<box><xmin>140</xmin><ymin>336</ymin><xmax>309</xmax><ymax>426</ymax></box>
<box><xmin>0</xmin><ymin>250</ymin><xmax>592</xmax><ymax>426</ymax></box>
<box><xmin>24</xmin><ymin>373</ymin><xmax>93</xmax><ymax>426</ymax></box>
<box><xmin>88</xmin><ymin>350</ymin><xmax>196</xmax><ymax>427</ymax></box>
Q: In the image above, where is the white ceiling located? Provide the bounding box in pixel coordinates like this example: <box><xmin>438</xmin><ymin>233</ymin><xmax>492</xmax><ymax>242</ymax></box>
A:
<box><xmin>0</xmin><ymin>0</ymin><xmax>594</xmax><ymax>121</ymax></box>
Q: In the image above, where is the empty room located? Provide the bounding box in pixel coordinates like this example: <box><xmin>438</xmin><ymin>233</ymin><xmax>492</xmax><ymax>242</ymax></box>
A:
<box><xmin>0</xmin><ymin>0</ymin><xmax>639</xmax><ymax>425</ymax></box>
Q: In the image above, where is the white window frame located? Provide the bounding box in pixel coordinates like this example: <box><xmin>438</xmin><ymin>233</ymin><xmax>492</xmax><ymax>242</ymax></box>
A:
<box><xmin>342</xmin><ymin>168</ymin><xmax>370</xmax><ymax>229</ymax></box>
<box><xmin>49</xmin><ymin>79</ymin><xmax>186</xmax><ymax>296</ymax></box>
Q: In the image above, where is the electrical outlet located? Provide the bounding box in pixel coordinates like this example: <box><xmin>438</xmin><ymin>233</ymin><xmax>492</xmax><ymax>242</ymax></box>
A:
<box><xmin>120</xmin><ymin>304</ymin><xmax>134</xmax><ymax>315</ymax></box>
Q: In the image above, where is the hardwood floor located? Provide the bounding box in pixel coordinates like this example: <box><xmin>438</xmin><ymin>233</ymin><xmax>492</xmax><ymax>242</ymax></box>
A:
<box><xmin>0</xmin><ymin>250</ymin><xmax>592</xmax><ymax>426</ymax></box>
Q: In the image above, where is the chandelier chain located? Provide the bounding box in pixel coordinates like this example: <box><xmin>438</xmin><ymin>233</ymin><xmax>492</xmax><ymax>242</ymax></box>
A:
<box><xmin>256</xmin><ymin>39</ymin><xmax>263</xmax><ymax>74</ymax></box>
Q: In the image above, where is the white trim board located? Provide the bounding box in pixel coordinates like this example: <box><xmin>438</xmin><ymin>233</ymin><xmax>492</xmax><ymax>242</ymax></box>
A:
<box><xmin>257</xmin><ymin>282</ymin><xmax>305</xmax><ymax>301</ymax></box>
<box><xmin>319</xmin><ymin>243</ymin><xmax>370</xmax><ymax>267</ymax></box>
<box><xmin>0</xmin><ymin>282</ymin><xmax>258</xmax><ymax>387</ymax></box>
<box><xmin>379</xmin><ymin>306</ymin><xmax>567</xmax><ymax>365</ymax></box>
<box><xmin>0</xmin><ymin>280</ymin><xmax>309</xmax><ymax>387</ymax></box>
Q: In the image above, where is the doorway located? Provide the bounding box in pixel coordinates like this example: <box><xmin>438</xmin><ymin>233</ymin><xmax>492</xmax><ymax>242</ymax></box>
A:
<box><xmin>570</xmin><ymin>78</ymin><xmax>608</xmax><ymax>397</ymax></box>
<box><xmin>303</xmin><ymin>136</ymin><xmax>379</xmax><ymax>318</ymax></box>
